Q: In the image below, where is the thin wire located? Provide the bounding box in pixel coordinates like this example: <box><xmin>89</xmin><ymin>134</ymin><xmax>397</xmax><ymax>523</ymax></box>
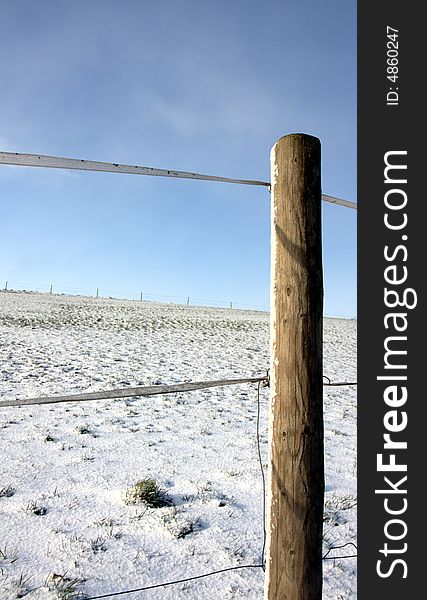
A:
<box><xmin>256</xmin><ymin>381</ymin><xmax>267</xmax><ymax>571</ymax></box>
<box><xmin>323</xmin><ymin>554</ymin><xmax>357</xmax><ymax>561</ymax></box>
<box><xmin>84</xmin><ymin>564</ymin><xmax>265</xmax><ymax>599</ymax></box>
<box><xmin>58</xmin><ymin>375</ymin><xmax>357</xmax><ymax>599</ymax></box>
<box><xmin>323</xmin><ymin>382</ymin><xmax>357</xmax><ymax>386</ymax></box>
<box><xmin>323</xmin><ymin>542</ymin><xmax>358</xmax><ymax>560</ymax></box>
<box><xmin>82</xmin><ymin>381</ymin><xmax>269</xmax><ymax>600</ymax></box>
<box><xmin>323</xmin><ymin>375</ymin><xmax>357</xmax><ymax>386</ymax></box>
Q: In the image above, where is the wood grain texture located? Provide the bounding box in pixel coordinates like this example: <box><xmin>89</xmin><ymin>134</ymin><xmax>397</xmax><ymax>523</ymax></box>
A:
<box><xmin>266</xmin><ymin>134</ymin><xmax>324</xmax><ymax>599</ymax></box>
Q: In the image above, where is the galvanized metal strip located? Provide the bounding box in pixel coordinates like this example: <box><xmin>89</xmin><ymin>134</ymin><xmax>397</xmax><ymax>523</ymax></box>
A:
<box><xmin>0</xmin><ymin>151</ymin><xmax>357</xmax><ymax>209</ymax></box>
<box><xmin>0</xmin><ymin>375</ymin><xmax>268</xmax><ymax>408</ymax></box>
<box><xmin>321</xmin><ymin>194</ymin><xmax>357</xmax><ymax>210</ymax></box>
<box><xmin>0</xmin><ymin>151</ymin><xmax>269</xmax><ymax>187</ymax></box>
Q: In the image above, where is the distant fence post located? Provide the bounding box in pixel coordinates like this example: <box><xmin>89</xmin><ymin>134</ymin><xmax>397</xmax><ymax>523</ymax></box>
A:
<box><xmin>50</xmin><ymin>284</ymin><xmax>53</xmax><ymax>294</ymax></box>
<box><xmin>266</xmin><ymin>133</ymin><xmax>324</xmax><ymax>599</ymax></box>
<box><xmin>96</xmin><ymin>288</ymin><xmax>99</xmax><ymax>298</ymax></box>
<box><xmin>187</xmin><ymin>296</ymin><xmax>190</xmax><ymax>306</ymax></box>
<box><xmin>140</xmin><ymin>292</ymin><xmax>143</xmax><ymax>301</ymax></box>
<box><xmin>4</xmin><ymin>281</ymin><xmax>7</xmax><ymax>291</ymax></box>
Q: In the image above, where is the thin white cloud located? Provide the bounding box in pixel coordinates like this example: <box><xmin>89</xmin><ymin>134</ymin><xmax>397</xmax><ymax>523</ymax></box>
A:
<box><xmin>144</xmin><ymin>67</ymin><xmax>278</xmax><ymax>136</ymax></box>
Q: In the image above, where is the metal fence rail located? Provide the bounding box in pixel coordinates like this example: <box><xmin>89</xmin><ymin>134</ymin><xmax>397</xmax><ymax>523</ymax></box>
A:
<box><xmin>0</xmin><ymin>375</ymin><xmax>268</xmax><ymax>408</ymax></box>
<box><xmin>0</xmin><ymin>150</ymin><xmax>357</xmax><ymax>210</ymax></box>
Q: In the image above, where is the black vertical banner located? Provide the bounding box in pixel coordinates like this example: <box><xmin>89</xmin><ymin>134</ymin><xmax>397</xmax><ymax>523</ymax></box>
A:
<box><xmin>358</xmin><ymin>1</ymin><xmax>425</xmax><ymax>598</ymax></box>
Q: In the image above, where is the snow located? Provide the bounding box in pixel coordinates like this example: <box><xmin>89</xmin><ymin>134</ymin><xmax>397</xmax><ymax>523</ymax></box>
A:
<box><xmin>0</xmin><ymin>291</ymin><xmax>356</xmax><ymax>599</ymax></box>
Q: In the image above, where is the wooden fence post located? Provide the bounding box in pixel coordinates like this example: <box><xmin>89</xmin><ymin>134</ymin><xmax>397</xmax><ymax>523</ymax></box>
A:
<box><xmin>266</xmin><ymin>133</ymin><xmax>324</xmax><ymax>599</ymax></box>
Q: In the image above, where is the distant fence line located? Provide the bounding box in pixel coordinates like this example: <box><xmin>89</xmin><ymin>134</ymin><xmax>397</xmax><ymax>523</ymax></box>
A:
<box><xmin>1</xmin><ymin>280</ymin><xmax>269</xmax><ymax>312</ymax></box>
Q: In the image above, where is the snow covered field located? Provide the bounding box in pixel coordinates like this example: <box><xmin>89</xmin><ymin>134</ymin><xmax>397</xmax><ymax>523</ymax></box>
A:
<box><xmin>0</xmin><ymin>291</ymin><xmax>356</xmax><ymax>599</ymax></box>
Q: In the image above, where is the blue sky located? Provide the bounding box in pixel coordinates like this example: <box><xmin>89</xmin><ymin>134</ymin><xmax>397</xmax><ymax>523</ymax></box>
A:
<box><xmin>0</xmin><ymin>0</ymin><xmax>356</xmax><ymax>316</ymax></box>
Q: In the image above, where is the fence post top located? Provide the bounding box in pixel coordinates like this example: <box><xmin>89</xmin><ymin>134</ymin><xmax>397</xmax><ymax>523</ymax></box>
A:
<box><xmin>271</xmin><ymin>133</ymin><xmax>321</xmax><ymax>153</ymax></box>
